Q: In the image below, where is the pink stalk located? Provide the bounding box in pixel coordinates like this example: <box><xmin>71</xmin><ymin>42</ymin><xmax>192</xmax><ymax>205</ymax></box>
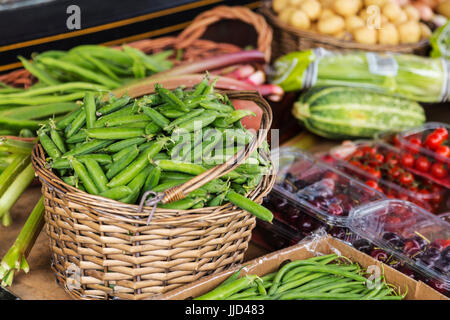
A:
<box><xmin>244</xmin><ymin>70</ymin><xmax>266</xmax><ymax>86</ymax></box>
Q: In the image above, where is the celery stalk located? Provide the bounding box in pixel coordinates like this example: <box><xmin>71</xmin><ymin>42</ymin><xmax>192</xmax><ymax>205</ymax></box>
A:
<box><xmin>0</xmin><ymin>197</ymin><xmax>44</xmax><ymax>286</ymax></box>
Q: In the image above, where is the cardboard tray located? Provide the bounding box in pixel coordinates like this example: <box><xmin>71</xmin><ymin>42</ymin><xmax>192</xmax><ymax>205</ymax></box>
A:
<box><xmin>155</xmin><ymin>236</ymin><xmax>449</xmax><ymax>300</ymax></box>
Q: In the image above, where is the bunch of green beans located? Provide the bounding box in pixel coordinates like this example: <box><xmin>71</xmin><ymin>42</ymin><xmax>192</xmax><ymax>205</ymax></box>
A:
<box><xmin>195</xmin><ymin>254</ymin><xmax>406</xmax><ymax>300</ymax></box>
<box><xmin>0</xmin><ymin>45</ymin><xmax>174</xmax><ymax>136</ymax></box>
<box><xmin>38</xmin><ymin>76</ymin><xmax>273</xmax><ymax>222</ymax></box>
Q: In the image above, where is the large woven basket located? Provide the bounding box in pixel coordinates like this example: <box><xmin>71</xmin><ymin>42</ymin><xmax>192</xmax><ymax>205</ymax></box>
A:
<box><xmin>0</xmin><ymin>5</ymin><xmax>273</xmax><ymax>88</ymax></box>
<box><xmin>31</xmin><ymin>89</ymin><xmax>276</xmax><ymax>300</ymax></box>
<box><xmin>259</xmin><ymin>1</ymin><xmax>430</xmax><ymax>61</ymax></box>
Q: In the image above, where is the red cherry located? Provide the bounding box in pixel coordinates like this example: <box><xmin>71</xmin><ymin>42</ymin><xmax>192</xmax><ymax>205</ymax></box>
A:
<box><xmin>414</xmin><ymin>156</ymin><xmax>431</xmax><ymax>172</ymax></box>
<box><xmin>430</xmin><ymin>163</ymin><xmax>448</xmax><ymax>179</ymax></box>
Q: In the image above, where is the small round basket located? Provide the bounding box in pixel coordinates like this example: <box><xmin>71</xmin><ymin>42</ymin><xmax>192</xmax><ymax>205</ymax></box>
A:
<box><xmin>31</xmin><ymin>90</ymin><xmax>276</xmax><ymax>300</ymax></box>
<box><xmin>259</xmin><ymin>1</ymin><xmax>430</xmax><ymax>61</ymax></box>
<box><xmin>0</xmin><ymin>5</ymin><xmax>273</xmax><ymax>87</ymax></box>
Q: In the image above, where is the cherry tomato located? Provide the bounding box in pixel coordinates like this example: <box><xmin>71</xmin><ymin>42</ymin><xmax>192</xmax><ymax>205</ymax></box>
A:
<box><xmin>352</xmin><ymin>149</ymin><xmax>364</xmax><ymax>158</ymax></box>
<box><xmin>367</xmin><ymin>167</ymin><xmax>382</xmax><ymax>179</ymax></box>
<box><xmin>435</xmin><ymin>145</ymin><xmax>450</xmax><ymax>159</ymax></box>
<box><xmin>393</xmin><ymin>135</ymin><xmax>401</xmax><ymax>147</ymax></box>
<box><xmin>388</xmin><ymin>166</ymin><xmax>402</xmax><ymax>179</ymax></box>
<box><xmin>400</xmin><ymin>153</ymin><xmax>415</xmax><ymax>168</ymax></box>
<box><xmin>374</xmin><ymin>153</ymin><xmax>384</xmax><ymax>163</ymax></box>
<box><xmin>430</xmin><ymin>163</ymin><xmax>448</xmax><ymax>179</ymax></box>
<box><xmin>414</xmin><ymin>156</ymin><xmax>431</xmax><ymax>172</ymax></box>
<box><xmin>385</xmin><ymin>152</ymin><xmax>399</xmax><ymax>166</ymax></box>
<box><xmin>399</xmin><ymin>172</ymin><xmax>414</xmax><ymax>186</ymax></box>
<box><xmin>361</xmin><ymin>146</ymin><xmax>376</xmax><ymax>156</ymax></box>
<box><xmin>323</xmin><ymin>171</ymin><xmax>339</xmax><ymax>181</ymax></box>
<box><xmin>425</xmin><ymin>132</ymin><xmax>444</xmax><ymax>150</ymax></box>
<box><xmin>365</xmin><ymin>180</ymin><xmax>379</xmax><ymax>189</ymax></box>
<box><xmin>434</xmin><ymin>127</ymin><xmax>448</xmax><ymax>141</ymax></box>
<box><xmin>408</xmin><ymin>137</ymin><xmax>422</xmax><ymax>153</ymax></box>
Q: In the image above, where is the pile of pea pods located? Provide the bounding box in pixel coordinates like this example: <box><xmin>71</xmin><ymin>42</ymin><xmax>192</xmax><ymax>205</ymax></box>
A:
<box><xmin>38</xmin><ymin>76</ymin><xmax>274</xmax><ymax>222</ymax></box>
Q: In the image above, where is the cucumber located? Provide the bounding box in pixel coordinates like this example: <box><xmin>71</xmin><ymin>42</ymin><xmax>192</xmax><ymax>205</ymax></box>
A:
<box><xmin>292</xmin><ymin>87</ymin><xmax>426</xmax><ymax>140</ymax></box>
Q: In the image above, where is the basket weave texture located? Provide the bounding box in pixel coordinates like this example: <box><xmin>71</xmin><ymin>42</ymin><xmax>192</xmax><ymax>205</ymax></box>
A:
<box><xmin>31</xmin><ymin>88</ymin><xmax>275</xmax><ymax>300</ymax></box>
<box><xmin>259</xmin><ymin>1</ymin><xmax>430</xmax><ymax>61</ymax></box>
<box><xmin>0</xmin><ymin>5</ymin><xmax>273</xmax><ymax>87</ymax></box>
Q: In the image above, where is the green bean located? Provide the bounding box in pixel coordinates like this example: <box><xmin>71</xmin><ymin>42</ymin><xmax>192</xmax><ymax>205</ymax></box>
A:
<box><xmin>195</xmin><ymin>275</ymin><xmax>258</xmax><ymax>300</ymax></box>
<box><xmin>226</xmin><ymin>191</ymin><xmax>273</xmax><ymax>222</ymax></box>
<box><xmin>96</xmin><ymin>96</ymin><xmax>131</xmax><ymax>116</ymax></box>
<box><xmin>0</xmin><ymin>102</ymin><xmax>79</xmax><ymax>120</ymax></box>
<box><xmin>107</xmin><ymin>137</ymin><xmax>168</xmax><ymax>188</ymax></box>
<box><xmin>106</xmin><ymin>146</ymin><xmax>139</xmax><ymax>179</ymax></box>
<box><xmin>18</xmin><ymin>56</ymin><xmax>59</xmax><ymax>86</ymax></box>
<box><xmin>99</xmin><ymin>186</ymin><xmax>132</xmax><ymax>200</ymax></box>
<box><xmin>0</xmin><ymin>154</ymin><xmax>31</xmax><ymax>197</ymax></box>
<box><xmin>83</xmin><ymin>158</ymin><xmax>108</xmax><ymax>193</ymax></box>
<box><xmin>69</xmin><ymin>157</ymin><xmax>99</xmax><ymax>195</ymax></box>
<box><xmin>0</xmin><ymin>117</ymin><xmax>44</xmax><ymax>131</ymax></box>
<box><xmin>0</xmin><ymin>82</ymin><xmax>106</xmax><ymax>98</ymax></box>
<box><xmin>277</xmin><ymin>292</ymin><xmax>366</xmax><ymax>300</ymax></box>
<box><xmin>38</xmin><ymin>57</ymin><xmax>121</xmax><ymax>88</ymax></box>
<box><xmin>86</xmin><ymin>127</ymin><xmax>144</xmax><ymax>140</ymax></box>
<box><xmin>0</xmin><ymin>92</ymin><xmax>86</xmax><ymax>106</ymax></box>
<box><xmin>276</xmin><ymin>273</ymin><xmax>328</xmax><ymax>294</ymax></box>
<box><xmin>104</xmin><ymin>114</ymin><xmax>150</xmax><ymax>127</ymax></box>
<box><xmin>79</xmin><ymin>52</ymin><xmax>121</xmax><ymax>82</ymax></box>
<box><xmin>84</xmin><ymin>92</ymin><xmax>97</xmax><ymax>129</ymax></box>
<box><xmin>141</xmin><ymin>106</ymin><xmax>170</xmax><ymax>128</ymax></box>
<box><xmin>66</xmin><ymin>107</ymin><xmax>86</xmax><ymax>138</ymax></box>
<box><xmin>63</xmin><ymin>139</ymin><xmax>113</xmax><ymax>157</ymax></box>
<box><xmin>156</xmin><ymin>85</ymin><xmax>189</xmax><ymax>112</ymax></box>
<box><xmin>0</xmin><ymin>137</ymin><xmax>35</xmax><ymax>155</ymax></box>
<box><xmin>70</xmin><ymin>45</ymin><xmax>133</xmax><ymax>66</ymax></box>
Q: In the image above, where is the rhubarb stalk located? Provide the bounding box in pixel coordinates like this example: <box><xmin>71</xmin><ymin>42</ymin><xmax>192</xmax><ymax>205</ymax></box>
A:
<box><xmin>0</xmin><ymin>197</ymin><xmax>45</xmax><ymax>286</ymax></box>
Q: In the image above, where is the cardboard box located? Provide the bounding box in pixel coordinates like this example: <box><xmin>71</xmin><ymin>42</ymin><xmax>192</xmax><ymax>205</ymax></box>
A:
<box><xmin>156</xmin><ymin>236</ymin><xmax>448</xmax><ymax>300</ymax></box>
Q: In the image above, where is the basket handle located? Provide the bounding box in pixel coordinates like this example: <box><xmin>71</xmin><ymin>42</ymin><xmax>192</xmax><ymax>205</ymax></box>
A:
<box><xmin>175</xmin><ymin>5</ymin><xmax>273</xmax><ymax>62</ymax></box>
<box><xmin>139</xmin><ymin>90</ymin><xmax>272</xmax><ymax>222</ymax></box>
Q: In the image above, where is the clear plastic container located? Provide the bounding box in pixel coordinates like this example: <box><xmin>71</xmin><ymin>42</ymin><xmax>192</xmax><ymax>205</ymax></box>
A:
<box><xmin>252</xmin><ymin>217</ymin><xmax>305</xmax><ymax>252</ymax></box>
<box><xmin>395</xmin><ymin>122</ymin><xmax>450</xmax><ymax>189</ymax></box>
<box><xmin>349</xmin><ymin>199</ymin><xmax>450</xmax><ymax>296</ymax></box>
<box><xmin>272</xmin><ymin>147</ymin><xmax>385</xmax><ymax>227</ymax></box>
<box><xmin>329</xmin><ymin>140</ymin><xmax>449</xmax><ymax>214</ymax></box>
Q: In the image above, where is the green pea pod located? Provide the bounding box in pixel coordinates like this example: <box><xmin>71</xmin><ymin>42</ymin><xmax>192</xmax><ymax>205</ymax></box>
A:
<box><xmin>69</xmin><ymin>157</ymin><xmax>99</xmax><ymax>195</ymax></box>
<box><xmin>141</xmin><ymin>165</ymin><xmax>161</xmax><ymax>196</ymax></box>
<box><xmin>104</xmin><ymin>114</ymin><xmax>150</xmax><ymax>127</ymax></box>
<box><xmin>84</xmin><ymin>92</ymin><xmax>97</xmax><ymax>129</ymax></box>
<box><xmin>156</xmin><ymin>85</ymin><xmax>189</xmax><ymax>112</ymax></box>
<box><xmin>104</xmin><ymin>137</ymin><xmax>147</xmax><ymax>153</ymax></box>
<box><xmin>65</xmin><ymin>129</ymin><xmax>87</xmax><ymax>144</ymax></box>
<box><xmin>38</xmin><ymin>130</ymin><xmax>62</xmax><ymax>160</ymax></box>
<box><xmin>96</xmin><ymin>96</ymin><xmax>131</xmax><ymax>116</ymax></box>
<box><xmin>174</xmin><ymin>112</ymin><xmax>217</xmax><ymax>133</ymax></box>
<box><xmin>106</xmin><ymin>146</ymin><xmax>140</xmax><ymax>179</ymax></box>
<box><xmin>50</xmin><ymin>127</ymin><xmax>67</xmax><ymax>154</ymax></box>
<box><xmin>100</xmin><ymin>186</ymin><xmax>133</xmax><ymax>200</ymax></box>
<box><xmin>226</xmin><ymin>191</ymin><xmax>273</xmax><ymax>222</ymax></box>
<box><xmin>120</xmin><ymin>165</ymin><xmax>153</xmax><ymax>204</ymax></box>
<box><xmin>66</xmin><ymin>106</ymin><xmax>86</xmax><ymax>138</ymax></box>
<box><xmin>86</xmin><ymin>127</ymin><xmax>145</xmax><ymax>140</ymax></box>
<box><xmin>63</xmin><ymin>139</ymin><xmax>114</xmax><ymax>157</ymax></box>
<box><xmin>141</xmin><ymin>106</ymin><xmax>170</xmax><ymax>128</ymax></box>
<box><xmin>83</xmin><ymin>158</ymin><xmax>109</xmax><ymax>193</ymax></box>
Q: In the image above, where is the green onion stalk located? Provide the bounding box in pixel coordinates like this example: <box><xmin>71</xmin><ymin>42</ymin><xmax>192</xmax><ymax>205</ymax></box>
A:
<box><xmin>0</xmin><ymin>197</ymin><xmax>45</xmax><ymax>286</ymax></box>
<box><xmin>271</xmin><ymin>49</ymin><xmax>449</xmax><ymax>103</ymax></box>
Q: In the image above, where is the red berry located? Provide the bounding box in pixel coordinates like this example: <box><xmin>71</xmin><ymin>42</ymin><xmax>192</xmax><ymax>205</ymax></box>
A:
<box><xmin>401</xmin><ymin>153</ymin><xmax>415</xmax><ymax>168</ymax></box>
<box><xmin>430</xmin><ymin>163</ymin><xmax>448</xmax><ymax>179</ymax></box>
<box><xmin>414</xmin><ymin>156</ymin><xmax>431</xmax><ymax>172</ymax></box>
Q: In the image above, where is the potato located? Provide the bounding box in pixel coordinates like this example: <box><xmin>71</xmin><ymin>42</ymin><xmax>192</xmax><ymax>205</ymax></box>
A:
<box><xmin>391</xmin><ymin>10</ymin><xmax>408</xmax><ymax>25</ymax></box>
<box><xmin>300</xmin><ymin>0</ymin><xmax>322</xmax><ymax>20</ymax></box>
<box><xmin>382</xmin><ymin>2</ymin><xmax>402</xmax><ymax>22</ymax></box>
<box><xmin>345</xmin><ymin>16</ymin><xmax>365</xmax><ymax>31</ymax></box>
<box><xmin>353</xmin><ymin>26</ymin><xmax>378</xmax><ymax>44</ymax></box>
<box><xmin>273</xmin><ymin>0</ymin><xmax>289</xmax><ymax>13</ymax></box>
<box><xmin>289</xmin><ymin>0</ymin><xmax>305</xmax><ymax>7</ymax></box>
<box><xmin>321</xmin><ymin>0</ymin><xmax>335</xmax><ymax>8</ymax></box>
<box><xmin>279</xmin><ymin>8</ymin><xmax>294</xmax><ymax>23</ymax></box>
<box><xmin>333</xmin><ymin>0</ymin><xmax>362</xmax><ymax>17</ymax></box>
<box><xmin>364</xmin><ymin>0</ymin><xmax>387</xmax><ymax>7</ymax></box>
<box><xmin>318</xmin><ymin>15</ymin><xmax>345</xmax><ymax>35</ymax></box>
<box><xmin>289</xmin><ymin>10</ymin><xmax>311</xmax><ymax>29</ymax></box>
<box><xmin>419</xmin><ymin>22</ymin><xmax>432</xmax><ymax>39</ymax></box>
<box><xmin>403</xmin><ymin>4</ymin><xmax>420</xmax><ymax>21</ymax></box>
<box><xmin>320</xmin><ymin>8</ymin><xmax>336</xmax><ymax>19</ymax></box>
<box><xmin>378</xmin><ymin>23</ymin><xmax>399</xmax><ymax>45</ymax></box>
<box><xmin>398</xmin><ymin>20</ymin><xmax>421</xmax><ymax>43</ymax></box>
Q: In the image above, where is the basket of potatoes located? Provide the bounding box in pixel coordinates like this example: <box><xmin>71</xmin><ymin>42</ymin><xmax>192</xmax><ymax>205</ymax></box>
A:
<box><xmin>260</xmin><ymin>0</ymin><xmax>437</xmax><ymax>59</ymax></box>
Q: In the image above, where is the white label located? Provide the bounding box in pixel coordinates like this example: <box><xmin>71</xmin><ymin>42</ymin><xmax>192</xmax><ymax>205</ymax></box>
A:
<box><xmin>366</xmin><ymin>53</ymin><xmax>398</xmax><ymax>77</ymax></box>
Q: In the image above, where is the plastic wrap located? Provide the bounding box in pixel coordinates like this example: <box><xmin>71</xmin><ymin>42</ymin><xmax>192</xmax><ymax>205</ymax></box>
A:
<box><xmin>349</xmin><ymin>199</ymin><xmax>450</xmax><ymax>296</ymax></box>
<box><xmin>329</xmin><ymin>140</ymin><xmax>449</xmax><ymax>213</ymax></box>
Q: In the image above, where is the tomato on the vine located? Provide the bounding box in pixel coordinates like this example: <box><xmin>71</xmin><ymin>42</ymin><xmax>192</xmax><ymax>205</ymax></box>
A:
<box><xmin>408</xmin><ymin>137</ymin><xmax>422</xmax><ymax>153</ymax></box>
<box><xmin>434</xmin><ymin>127</ymin><xmax>448</xmax><ymax>141</ymax></box>
<box><xmin>435</xmin><ymin>145</ymin><xmax>450</xmax><ymax>159</ymax></box>
<box><xmin>388</xmin><ymin>166</ymin><xmax>402</xmax><ymax>179</ymax></box>
<box><xmin>425</xmin><ymin>132</ymin><xmax>445</xmax><ymax>150</ymax></box>
<box><xmin>385</xmin><ymin>152</ymin><xmax>399</xmax><ymax>166</ymax></box>
<box><xmin>399</xmin><ymin>172</ymin><xmax>414</xmax><ymax>186</ymax></box>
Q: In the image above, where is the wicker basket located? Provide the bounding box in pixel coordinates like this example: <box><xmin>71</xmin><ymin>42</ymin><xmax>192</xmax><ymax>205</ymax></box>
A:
<box><xmin>259</xmin><ymin>1</ymin><xmax>430</xmax><ymax>61</ymax></box>
<box><xmin>31</xmin><ymin>89</ymin><xmax>275</xmax><ymax>300</ymax></box>
<box><xmin>0</xmin><ymin>5</ymin><xmax>273</xmax><ymax>88</ymax></box>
